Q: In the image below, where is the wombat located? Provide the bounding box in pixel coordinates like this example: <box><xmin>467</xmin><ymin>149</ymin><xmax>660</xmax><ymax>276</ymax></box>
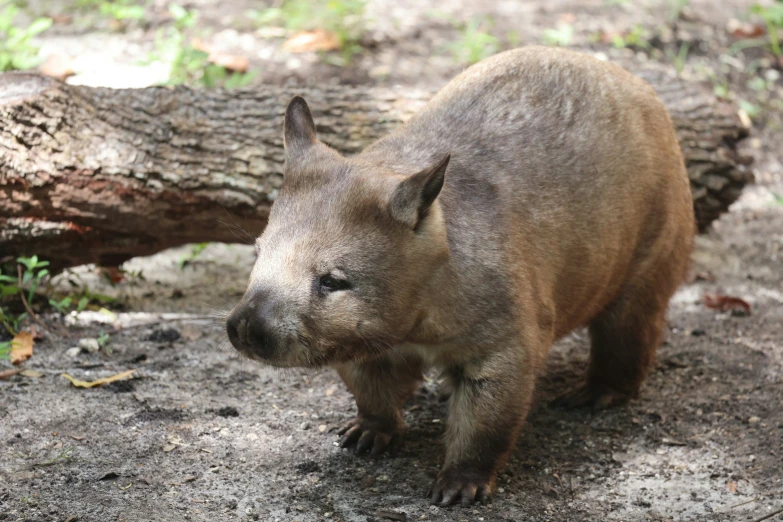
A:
<box><xmin>226</xmin><ymin>46</ymin><xmax>694</xmax><ymax>506</ymax></box>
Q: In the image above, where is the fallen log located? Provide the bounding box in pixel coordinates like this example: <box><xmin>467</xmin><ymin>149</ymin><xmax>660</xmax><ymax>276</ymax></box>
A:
<box><xmin>0</xmin><ymin>64</ymin><xmax>752</xmax><ymax>271</ymax></box>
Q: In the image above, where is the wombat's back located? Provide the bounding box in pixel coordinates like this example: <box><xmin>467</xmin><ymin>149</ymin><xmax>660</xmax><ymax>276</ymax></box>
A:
<box><xmin>364</xmin><ymin>46</ymin><xmax>694</xmax><ymax>336</ymax></box>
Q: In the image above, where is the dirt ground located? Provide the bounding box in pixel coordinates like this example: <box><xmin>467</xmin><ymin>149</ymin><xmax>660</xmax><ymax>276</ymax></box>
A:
<box><xmin>1</xmin><ymin>0</ymin><xmax>783</xmax><ymax>521</ymax></box>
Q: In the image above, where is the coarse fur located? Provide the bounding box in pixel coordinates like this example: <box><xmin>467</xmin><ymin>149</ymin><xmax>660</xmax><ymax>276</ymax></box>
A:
<box><xmin>226</xmin><ymin>46</ymin><xmax>695</xmax><ymax>506</ymax></box>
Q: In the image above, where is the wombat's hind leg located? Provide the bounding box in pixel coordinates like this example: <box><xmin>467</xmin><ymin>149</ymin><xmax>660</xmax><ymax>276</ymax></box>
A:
<box><xmin>552</xmin><ymin>284</ymin><xmax>670</xmax><ymax>411</ymax></box>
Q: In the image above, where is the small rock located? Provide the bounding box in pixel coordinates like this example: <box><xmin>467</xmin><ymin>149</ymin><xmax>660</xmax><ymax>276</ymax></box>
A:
<box><xmin>748</xmin><ymin>416</ymin><xmax>761</xmax><ymax>424</ymax></box>
<box><xmin>183</xmin><ymin>475</ymin><xmax>197</xmax><ymax>482</ymax></box>
<box><xmin>214</xmin><ymin>406</ymin><xmax>239</xmax><ymax>418</ymax></box>
<box><xmin>318</xmin><ymin>424</ymin><xmax>327</xmax><ymax>432</ymax></box>
<box><xmin>299</xmin><ymin>421</ymin><xmax>311</xmax><ymax>430</ymax></box>
<box><xmin>145</xmin><ymin>327</ymin><xmax>181</xmax><ymax>343</ymax></box>
<box><xmin>66</xmin><ymin>347</ymin><xmax>81</xmax><ymax>358</ymax></box>
<box><xmin>78</xmin><ymin>338</ymin><xmax>100</xmax><ymax>353</ymax></box>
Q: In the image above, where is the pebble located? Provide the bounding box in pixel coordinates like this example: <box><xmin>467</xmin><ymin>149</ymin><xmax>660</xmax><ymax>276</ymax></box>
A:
<box><xmin>748</xmin><ymin>416</ymin><xmax>761</xmax><ymax>424</ymax></box>
<box><xmin>318</xmin><ymin>424</ymin><xmax>327</xmax><ymax>433</ymax></box>
<box><xmin>66</xmin><ymin>347</ymin><xmax>81</xmax><ymax>358</ymax></box>
<box><xmin>78</xmin><ymin>338</ymin><xmax>100</xmax><ymax>353</ymax></box>
<box><xmin>300</xmin><ymin>421</ymin><xmax>311</xmax><ymax>430</ymax></box>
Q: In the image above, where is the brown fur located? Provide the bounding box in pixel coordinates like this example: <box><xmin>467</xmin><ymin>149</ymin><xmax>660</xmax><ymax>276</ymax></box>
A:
<box><xmin>226</xmin><ymin>46</ymin><xmax>695</xmax><ymax>507</ymax></box>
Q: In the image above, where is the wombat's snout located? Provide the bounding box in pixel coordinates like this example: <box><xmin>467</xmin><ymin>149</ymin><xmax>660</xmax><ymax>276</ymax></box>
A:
<box><xmin>226</xmin><ymin>296</ymin><xmax>279</xmax><ymax>360</ymax></box>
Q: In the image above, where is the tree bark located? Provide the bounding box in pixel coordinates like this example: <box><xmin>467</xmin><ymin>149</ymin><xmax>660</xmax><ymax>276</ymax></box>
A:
<box><xmin>0</xmin><ymin>66</ymin><xmax>752</xmax><ymax>272</ymax></box>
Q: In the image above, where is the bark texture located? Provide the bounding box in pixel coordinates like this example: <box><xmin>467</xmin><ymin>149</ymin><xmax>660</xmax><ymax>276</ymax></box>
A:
<box><xmin>0</xmin><ymin>66</ymin><xmax>752</xmax><ymax>271</ymax></box>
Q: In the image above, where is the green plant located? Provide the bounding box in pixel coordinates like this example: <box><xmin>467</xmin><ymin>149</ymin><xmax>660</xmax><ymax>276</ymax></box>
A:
<box><xmin>0</xmin><ymin>340</ymin><xmax>11</xmax><ymax>360</ymax></box>
<box><xmin>97</xmin><ymin>329</ymin><xmax>111</xmax><ymax>348</ymax></box>
<box><xmin>17</xmin><ymin>256</ymin><xmax>49</xmax><ymax>305</ymax></box>
<box><xmin>739</xmin><ymin>98</ymin><xmax>762</xmax><ymax>120</ymax></box>
<box><xmin>730</xmin><ymin>1</ymin><xmax>783</xmax><ymax>58</ymax></box>
<box><xmin>751</xmin><ymin>0</ymin><xmax>783</xmax><ymax>57</ymax></box>
<box><xmin>0</xmin><ymin>306</ymin><xmax>26</xmax><ymax>335</ymax></box>
<box><xmin>669</xmin><ymin>0</ymin><xmax>690</xmax><ymax>22</ymax></box>
<box><xmin>74</xmin><ymin>0</ymin><xmax>145</xmax><ymax>20</ymax></box>
<box><xmin>49</xmin><ymin>295</ymin><xmax>89</xmax><ymax>315</ymax></box>
<box><xmin>542</xmin><ymin>23</ymin><xmax>574</xmax><ymax>47</ymax></box>
<box><xmin>145</xmin><ymin>4</ymin><xmax>256</xmax><ymax>87</ymax></box>
<box><xmin>668</xmin><ymin>41</ymin><xmax>690</xmax><ymax>73</ymax></box>
<box><xmin>611</xmin><ymin>25</ymin><xmax>650</xmax><ymax>49</ymax></box>
<box><xmin>449</xmin><ymin>17</ymin><xmax>499</xmax><ymax>65</ymax></box>
<box><xmin>178</xmin><ymin>242</ymin><xmax>210</xmax><ymax>269</ymax></box>
<box><xmin>0</xmin><ymin>1</ymin><xmax>52</xmax><ymax>71</ymax></box>
<box><xmin>1</xmin><ymin>256</ymin><xmax>108</xmax><ymax>334</ymax></box>
<box><xmin>250</xmin><ymin>0</ymin><xmax>367</xmax><ymax>64</ymax></box>
<box><xmin>713</xmin><ymin>82</ymin><xmax>730</xmax><ymax>99</ymax></box>
<box><xmin>99</xmin><ymin>0</ymin><xmax>145</xmax><ymax>21</ymax></box>
<box><xmin>0</xmin><ymin>256</ymin><xmax>48</xmax><ymax>334</ymax></box>
<box><xmin>773</xmin><ymin>192</ymin><xmax>783</xmax><ymax>205</ymax></box>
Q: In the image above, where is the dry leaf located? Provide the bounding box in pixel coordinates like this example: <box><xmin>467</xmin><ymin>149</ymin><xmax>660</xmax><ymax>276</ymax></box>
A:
<box><xmin>376</xmin><ymin>510</ymin><xmax>407</xmax><ymax>522</ymax></box>
<box><xmin>726</xmin><ymin>480</ymin><xmax>738</xmax><ymax>493</ymax></box>
<box><xmin>191</xmin><ymin>38</ymin><xmax>250</xmax><ymax>73</ymax></box>
<box><xmin>283</xmin><ymin>29</ymin><xmax>341</xmax><ymax>53</ymax></box>
<box><xmin>40</xmin><ymin>54</ymin><xmax>75</xmax><ymax>82</ymax></box>
<box><xmin>61</xmin><ymin>369</ymin><xmax>137</xmax><ymax>388</ymax></box>
<box><xmin>99</xmin><ymin>266</ymin><xmax>125</xmax><ymax>284</ymax></box>
<box><xmin>209</xmin><ymin>52</ymin><xmax>249</xmax><ymax>73</ymax></box>
<box><xmin>51</xmin><ymin>13</ymin><xmax>73</xmax><ymax>25</ymax></box>
<box><xmin>727</xmin><ymin>19</ymin><xmax>765</xmax><ymax>38</ymax></box>
<box><xmin>11</xmin><ymin>331</ymin><xmax>33</xmax><ymax>365</ymax></box>
<box><xmin>0</xmin><ymin>368</ymin><xmax>23</xmax><ymax>380</ymax></box>
<box><xmin>703</xmin><ymin>293</ymin><xmax>751</xmax><ymax>315</ymax></box>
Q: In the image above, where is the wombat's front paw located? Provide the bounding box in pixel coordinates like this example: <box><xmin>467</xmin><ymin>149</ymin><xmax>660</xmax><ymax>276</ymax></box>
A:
<box><xmin>337</xmin><ymin>416</ymin><xmax>404</xmax><ymax>456</ymax></box>
<box><xmin>428</xmin><ymin>467</ymin><xmax>495</xmax><ymax>507</ymax></box>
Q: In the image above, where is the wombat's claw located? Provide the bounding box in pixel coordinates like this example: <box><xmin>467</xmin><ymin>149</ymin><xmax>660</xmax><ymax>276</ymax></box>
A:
<box><xmin>550</xmin><ymin>384</ymin><xmax>631</xmax><ymax>411</ymax></box>
<box><xmin>428</xmin><ymin>469</ymin><xmax>494</xmax><ymax>507</ymax></box>
<box><xmin>337</xmin><ymin>419</ymin><xmax>402</xmax><ymax>456</ymax></box>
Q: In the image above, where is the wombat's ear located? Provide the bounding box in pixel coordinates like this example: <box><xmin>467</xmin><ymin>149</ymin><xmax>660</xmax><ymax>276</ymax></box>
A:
<box><xmin>389</xmin><ymin>154</ymin><xmax>450</xmax><ymax>228</ymax></box>
<box><xmin>284</xmin><ymin>96</ymin><xmax>317</xmax><ymax>158</ymax></box>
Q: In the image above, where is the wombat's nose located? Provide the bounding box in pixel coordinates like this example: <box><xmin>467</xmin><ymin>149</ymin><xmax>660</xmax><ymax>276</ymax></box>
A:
<box><xmin>226</xmin><ymin>301</ymin><xmax>278</xmax><ymax>359</ymax></box>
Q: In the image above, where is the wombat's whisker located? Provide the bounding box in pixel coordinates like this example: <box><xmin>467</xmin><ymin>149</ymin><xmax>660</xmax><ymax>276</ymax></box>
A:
<box><xmin>218</xmin><ymin>220</ymin><xmax>256</xmax><ymax>245</ymax></box>
<box><xmin>219</xmin><ymin>206</ymin><xmax>258</xmax><ymax>245</ymax></box>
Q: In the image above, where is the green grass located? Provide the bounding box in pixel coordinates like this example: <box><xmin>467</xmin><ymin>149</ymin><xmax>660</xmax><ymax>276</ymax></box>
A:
<box><xmin>730</xmin><ymin>1</ymin><xmax>783</xmax><ymax>58</ymax></box>
<box><xmin>74</xmin><ymin>0</ymin><xmax>146</xmax><ymax>23</ymax></box>
<box><xmin>0</xmin><ymin>0</ymin><xmax>51</xmax><ymax>71</ymax></box>
<box><xmin>610</xmin><ymin>24</ymin><xmax>650</xmax><ymax>50</ymax></box>
<box><xmin>178</xmin><ymin>242</ymin><xmax>210</xmax><ymax>269</ymax></box>
<box><xmin>250</xmin><ymin>0</ymin><xmax>367</xmax><ymax>65</ymax></box>
<box><xmin>751</xmin><ymin>0</ymin><xmax>783</xmax><ymax>57</ymax></box>
<box><xmin>541</xmin><ymin>23</ymin><xmax>574</xmax><ymax>47</ymax></box>
<box><xmin>143</xmin><ymin>4</ymin><xmax>257</xmax><ymax>88</ymax></box>
<box><xmin>448</xmin><ymin>17</ymin><xmax>499</xmax><ymax>65</ymax></box>
<box><xmin>0</xmin><ymin>340</ymin><xmax>11</xmax><ymax>360</ymax></box>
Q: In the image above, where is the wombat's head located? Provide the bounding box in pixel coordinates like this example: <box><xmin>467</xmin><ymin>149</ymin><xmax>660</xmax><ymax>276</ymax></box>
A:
<box><xmin>226</xmin><ymin>96</ymin><xmax>450</xmax><ymax>367</ymax></box>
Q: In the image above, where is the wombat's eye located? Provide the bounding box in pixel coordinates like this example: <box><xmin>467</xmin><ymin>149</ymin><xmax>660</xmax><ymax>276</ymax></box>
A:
<box><xmin>319</xmin><ymin>274</ymin><xmax>350</xmax><ymax>292</ymax></box>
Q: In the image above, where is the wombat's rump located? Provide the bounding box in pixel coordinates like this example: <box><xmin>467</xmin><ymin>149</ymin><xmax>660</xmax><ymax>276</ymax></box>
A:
<box><xmin>227</xmin><ymin>46</ymin><xmax>694</xmax><ymax>506</ymax></box>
